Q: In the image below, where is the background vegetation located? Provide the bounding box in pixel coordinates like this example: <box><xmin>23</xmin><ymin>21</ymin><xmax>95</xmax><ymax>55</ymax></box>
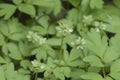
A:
<box><xmin>0</xmin><ymin>0</ymin><xmax>120</xmax><ymax>80</ymax></box>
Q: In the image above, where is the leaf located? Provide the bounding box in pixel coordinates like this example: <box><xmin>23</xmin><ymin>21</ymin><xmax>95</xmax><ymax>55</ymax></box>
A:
<box><xmin>69</xmin><ymin>49</ymin><xmax>81</xmax><ymax>61</ymax></box>
<box><xmin>46</xmin><ymin>38</ymin><xmax>61</xmax><ymax>46</ymax></box>
<box><xmin>103</xmin><ymin>34</ymin><xmax>120</xmax><ymax>63</ymax></box>
<box><xmin>66</xmin><ymin>8</ymin><xmax>79</xmax><ymax>25</ymax></box>
<box><xmin>110</xmin><ymin>59</ymin><xmax>120</xmax><ymax>79</ymax></box>
<box><xmin>113</xmin><ymin>0</ymin><xmax>120</xmax><ymax>8</ymax></box>
<box><xmin>18</xmin><ymin>3</ymin><xmax>36</xmax><ymax>17</ymax></box>
<box><xmin>83</xmin><ymin>55</ymin><xmax>104</xmax><ymax>67</ymax></box>
<box><xmin>53</xmin><ymin>67</ymin><xmax>65</xmax><ymax>80</ymax></box>
<box><xmin>81</xmin><ymin>72</ymin><xmax>103</xmax><ymax>80</ymax></box>
<box><xmin>70</xmin><ymin>69</ymin><xmax>85</xmax><ymax>79</ymax></box>
<box><xmin>103</xmin><ymin>47</ymin><xmax>119</xmax><ymax>63</ymax></box>
<box><xmin>12</xmin><ymin>0</ymin><xmax>22</xmax><ymax>5</ymax></box>
<box><xmin>10</xmin><ymin>33</ymin><xmax>25</xmax><ymax>41</ymax></box>
<box><xmin>32</xmin><ymin>0</ymin><xmax>62</xmax><ymax>15</ymax></box>
<box><xmin>81</xmin><ymin>0</ymin><xmax>90</xmax><ymax>12</ymax></box>
<box><xmin>32</xmin><ymin>26</ymin><xmax>47</xmax><ymax>36</ymax></box>
<box><xmin>18</xmin><ymin>41</ymin><xmax>32</xmax><ymax>57</ymax></box>
<box><xmin>32</xmin><ymin>47</ymin><xmax>47</xmax><ymax>60</ymax></box>
<box><xmin>61</xmin><ymin>67</ymin><xmax>71</xmax><ymax>77</ymax></box>
<box><xmin>7</xmin><ymin>43</ymin><xmax>22</xmax><ymax>60</ymax></box>
<box><xmin>7</xmin><ymin>18</ymin><xmax>24</xmax><ymax>33</ymax></box>
<box><xmin>0</xmin><ymin>56</ymin><xmax>7</xmax><ymax>64</ymax></box>
<box><xmin>0</xmin><ymin>3</ymin><xmax>16</xmax><ymax>19</ymax></box>
<box><xmin>5</xmin><ymin>63</ymin><xmax>16</xmax><ymax>80</ymax></box>
<box><xmin>86</xmin><ymin>29</ymin><xmax>108</xmax><ymax>59</ymax></box>
<box><xmin>0</xmin><ymin>67</ymin><xmax>5</xmax><ymax>80</ymax></box>
<box><xmin>68</xmin><ymin>0</ymin><xmax>81</xmax><ymax>7</ymax></box>
<box><xmin>104</xmin><ymin>76</ymin><xmax>113</xmax><ymax>80</ymax></box>
<box><xmin>37</xmin><ymin>16</ymin><xmax>49</xmax><ymax>28</ymax></box>
<box><xmin>90</xmin><ymin>0</ymin><xmax>104</xmax><ymax>9</ymax></box>
<box><xmin>0</xmin><ymin>20</ymin><xmax>9</xmax><ymax>36</ymax></box>
<box><xmin>20</xmin><ymin>60</ymin><xmax>31</xmax><ymax>69</ymax></box>
<box><xmin>0</xmin><ymin>33</ymin><xmax>5</xmax><ymax>46</ymax></box>
<box><xmin>64</xmin><ymin>50</ymin><xmax>84</xmax><ymax>67</ymax></box>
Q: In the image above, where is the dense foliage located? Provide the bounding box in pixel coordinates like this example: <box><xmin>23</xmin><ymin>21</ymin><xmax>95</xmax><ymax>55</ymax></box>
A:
<box><xmin>0</xmin><ymin>0</ymin><xmax>120</xmax><ymax>80</ymax></box>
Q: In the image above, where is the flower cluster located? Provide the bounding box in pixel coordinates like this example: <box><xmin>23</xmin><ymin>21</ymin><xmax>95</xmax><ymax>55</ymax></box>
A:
<box><xmin>31</xmin><ymin>59</ymin><xmax>46</xmax><ymax>72</ymax></box>
<box><xmin>27</xmin><ymin>31</ymin><xmax>46</xmax><ymax>45</ymax></box>
<box><xmin>94</xmin><ymin>21</ymin><xmax>107</xmax><ymax>32</ymax></box>
<box><xmin>71</xmin><ymin>37</ymin><xmax>86</xmax><ymax>49</ymax></box>
<box><xmin>82</xmin><ymin>15</ymin><xmax>93</xmax><ymax>26</ymax></box>
<box><xmin>56</xmin><ymin>22</ymin><xmax>73</xmax><ymax>36</ymax></box>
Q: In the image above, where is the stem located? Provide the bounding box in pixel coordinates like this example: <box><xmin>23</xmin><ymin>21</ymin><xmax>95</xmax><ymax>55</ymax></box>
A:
<box><xmin>81</xmin><ymin>50</ymin><xmax>87</xmax><ymax>71</ymax></box>
<box><xmin>102</xmin><ymin>67</ymin><xmax>106</xmax><ymax>78</ymax></box>
<box><xmin>59</xmin><ymin>36</ymin><xmax>64</xmax><ymax>63</ymax></box>
<box><xmin>35</xmin><ymin>73</ymin><xmax>38</xmax><ymax>80</ymax></box>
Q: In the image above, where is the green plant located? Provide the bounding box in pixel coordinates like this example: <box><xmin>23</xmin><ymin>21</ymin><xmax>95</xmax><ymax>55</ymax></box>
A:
<box><xmin>0</xmin><ymin>0</ymin><xmax>120</xmax><ymax>80</ymax></box>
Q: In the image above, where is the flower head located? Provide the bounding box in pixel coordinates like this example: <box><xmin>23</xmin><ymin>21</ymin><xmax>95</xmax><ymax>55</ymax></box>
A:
<box><xmin>71</xmin><ymin>37</ymin><xmax>86</xmax><ymax>49</ymax></box>
<box><xmin>94</xmin><ymin>21</ymin><xmax>107</xmax><ymax>32</ymax></box>
<box><xmin>27</xmin><ymin>31</ymin><xmax>46</xmax><ymax>45</ymax></box>
<box><xmin>83</xmin><ymin>15</ymin><xmax>93</xmax><ymax>26</ymax></box>
<box><xmin>56</xmin><ymin>22</ymin><xmax>73</xmax><ymax>36</ymax></box>
<box><xmin>31</xmin><ymin>59</ymin><xmax>46</xmax><ymax>72</ymax></box>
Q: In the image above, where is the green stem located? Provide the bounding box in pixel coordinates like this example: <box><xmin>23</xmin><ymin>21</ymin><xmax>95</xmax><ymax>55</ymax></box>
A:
<box><xmin>35</xmin><ymin>73</ymin><xmax>38</xmax><ymax>80</ymax></box>
<box><xmin>59</xmin><ymin>36</ymin><xmax>64</xmax><ymax>63</ymax></box>
<box><xmin>102</xmin><ymin>67</ymin><xmax>106</xmax><ymax>78</ymax></box>
<box><xmin>81</xmin><ymin>50</ymin><xmax>88</xmax><ymax>71</ymax></box>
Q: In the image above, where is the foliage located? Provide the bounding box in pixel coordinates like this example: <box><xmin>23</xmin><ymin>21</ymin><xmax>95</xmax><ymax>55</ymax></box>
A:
<box><xmin>0</xmin><ymin>0</ymin><xmax>120</xmax><ymax>80</ymax></box>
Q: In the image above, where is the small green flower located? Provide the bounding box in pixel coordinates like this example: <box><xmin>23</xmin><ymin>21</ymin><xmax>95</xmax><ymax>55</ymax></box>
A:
<box><xmin>56</xmin><ymin>22</ymin><xmax>73</xmax><ymax>36</ymax></box>
<box><xmin>27</xmin><ymin>31</ymin><xmax>40</xmax><ymax>43</ymax></box>
<box><xmin>27</xmin><ymin>31</ymin><xmax>46</xmax><ymax>45</ymax></box>
<box><xmin>71</xmin><ymin>37</ymin><xmax>86</xmax><ymax>49</ymax></box>
<box><xmin>31</xmin><ymin>59</ymin><xmax>46</xmax><ymax>72</ymax></box>
<box><xmin>94</xmin><ymin>21</ymin><xmax>107</xmax><ymax>32</ymax></box>
<box><xmin>83</xmin><ymin>15</ymin><xmax>93</xmax><ymax>26</ymax></box>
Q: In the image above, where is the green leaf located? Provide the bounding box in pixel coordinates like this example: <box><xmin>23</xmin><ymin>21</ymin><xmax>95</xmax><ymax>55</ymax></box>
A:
<box><xmin>20</xmin><ymin>60</ymin><xmax>31</xmax><ymax>69</ymax></box>
<box><xmin>83</xmin><ymin>55</ymin><xmax>104</xmax><ymax>67</ymax></box>
<box><xmin>69</xmin><ymin>49</ymin><xmax>81</xmax><ymax>61</ymax></box>
<box><xmin>81</xmin><ymin>0</ymin><xmax>90</xmax><ymax>12</ymax></box>
<box><xmin>66</xmin><ymin>8</ymin><xmax>79</xmax><ymax>25</ymax></box>
<box><xmin>32</xmin><ymin>0</ymin><xmax>62</xmax><ymax>15</ymax></box>
<box><xmin>37</xmin><ymin>16</ymin><xmax>49</xmax><ymax>28</ymax></box>
<box><xmin>0</xmin><ymin>67</ymin><xmax>5</xmax><ymax>80</ymax></box>
<box><xmin>86</xmin><ymin>29</ymin><xmax>108</xmax><ymax>58</ymax></box>
<box><xmin>0</xmin><ymin>33</ymin><xmax>5</xmax><ymax>46</ymax></box>
<box><xmin>61</xmin><ymin>67</ymin><xmax>71</xmax><ymax>77</ymax></box>
<box><xmin>68</xmin><ymin>0</ymin><xmax>81</xmax><ymax>7</ymax></box>
<box><xmin>81</xmin><ymin>72</ymin><xmax>103</xmax><ymax>80</ymax></box>
<box><xmin>103</xmin><ymin>47</ymin><xmax>119</xmax><ymax>63</ymax></box>
<box><xmin>113</xmin><ymin>0</ymin><xmax>120</xmax><ymax>8</ymax></box>
<box><xmin>32</xmin><ymin>47</ymin><xmax>47</xmax><ymax>60</ymax></box>
<box><xmin>32</xmin><ymin>25</ymin><xmax>47</xmax><ymax>36</ymax></box>
<box><xmin>53</xmin><ymin>67</ymin><xmax>65</xmax><ymax>80</ymax></box>
<box><xmin>18</xmin><ymin>41</ymin><xmax>32</xmax><ymax>57</ymax></box>
<box><xmin>7</xmin><ymin>18</ymin><xmax>24</xmax><ymax>34</ymax></box>
<box><xmin>5</xmin><ymin>63</ymin><xmax>16</xmax><ymax>80</ymax></box>
<box><xmin>90</xmin><ymin>0</ymin><xmax>104</xmax><ymax>9</ymax></box>
<box><xmin>10</xmin><ymin>33</ymin><xmax>25</xmax><ymax>41</ymax></box>
<box><xmin>12</xmin><ymin>0</ymin><xmax>22</xmax><ymax>5</ymax></box>
<box><xmin>103</xmin><ymin>34</ymin><xmax>120</xmax><ymax>63</ymax></box>
<box><xmin>104</xmin><ymin>76</ymin><xmax>113</xmax><ymax>80</ymax></box>
<box><xmin>70</xmin><ymin>69</ymin><xmax>85</xmax><ymax>79</ymax></box>
<box><xmin>0</xmin><ymin>3</ymin><xmax>16</xmax><ymax>19</ymax></box>
<box><xmin>0</xmin><ymin>56</ymin><xmax>7</xmax><ymax>64</ymax></box>
<box><xmin>110</xmin><ymin>59</ymin><xmax>120</xmax><ymax>79</ymax></box>
<box><xmin>46</xmin><ymin>38</ymin><xmax>61</xmax><ymax>46</ymax></box>
<box><xmin>0</xmin><ymin>20</ymin><xmax>9</xmax><ymax>36</ymax></box>
<box><xmin>7</xmin><ymin>43</ymin><xmax>22</xmax><ymax>60</ymax></box>
<box><xmin>18</xmin><ymin>3</ymin><xmax>36</xmax><ymax>17</ymax></box>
